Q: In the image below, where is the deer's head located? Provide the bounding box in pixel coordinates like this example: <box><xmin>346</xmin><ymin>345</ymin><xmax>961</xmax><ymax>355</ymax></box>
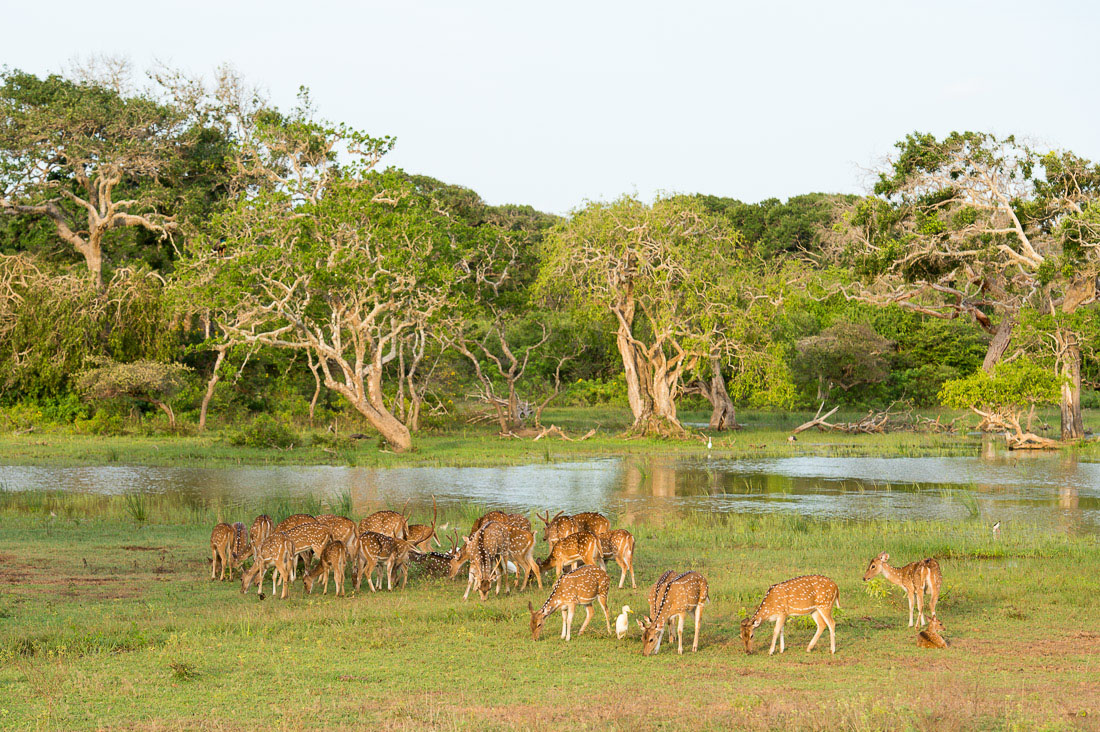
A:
<box><xmin>528</xmin><ymin>601</ymin><xmax>546</xmax><ymax>640</ymax></box>
<box><xmin>640</xmin><ymin>616</ymin><xmax>663</xmax><ymax>656</ymax></box>
<box><xmin>863</xmin><ymin>552</ymin><xmax>889</xmax><ymax>581</ymax></box>
<box><xmin>740</xmin><ymin>618</ymin><xmax>757</xmax><ymax>654</ymax></box>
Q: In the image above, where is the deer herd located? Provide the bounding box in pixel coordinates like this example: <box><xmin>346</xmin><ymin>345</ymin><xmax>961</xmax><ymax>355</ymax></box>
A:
<box><xmin>209</xmin><ymin>500</ymin><xmax>949</xmax><ymax>656</ymax></box>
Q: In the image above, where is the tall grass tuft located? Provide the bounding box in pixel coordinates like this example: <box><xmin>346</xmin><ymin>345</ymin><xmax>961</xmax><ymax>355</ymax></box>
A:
<box><xmin>124</xmin><ymin>491</ymin><xmax>148</xmax><ymax>525</ymax></box>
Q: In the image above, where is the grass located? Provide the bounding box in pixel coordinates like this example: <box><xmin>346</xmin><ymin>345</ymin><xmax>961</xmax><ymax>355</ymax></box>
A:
<box><xmin>5</xmin><ymin>405</ymin><xmax>1095</xmax><ymax>469</ymax></box>
<box><xmin>0</xmin><ymin>495</ymin><xmax>1097</xmax><ymax>730</ymax></box>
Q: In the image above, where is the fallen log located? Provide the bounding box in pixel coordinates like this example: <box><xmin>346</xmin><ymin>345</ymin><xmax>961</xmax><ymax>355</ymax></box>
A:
<box><xmin>792</xmin><ymin>403</ymin><xmax>840</xmax><ymax>434</ymax></box>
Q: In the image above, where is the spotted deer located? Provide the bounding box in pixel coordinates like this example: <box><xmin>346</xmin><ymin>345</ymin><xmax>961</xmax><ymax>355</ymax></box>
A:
<box><xmin>248</xmin><ymin>514</ymin><xmax>273</xmax><ymax>564</ymax></box>
<box><xmin>538</xmin><ymin>530</ymin><xmax>604</xmax><ymax>579</ymax></box>
<box><xmin>598</xmin><ymin>529</ymin><xmax>636</xmax><ymax>588</ymax></box>
<box><xmin>460</xmin><ymin>521</ymin><xmax>510</xmax><ymax>600</ymax></box>
<box><xmin>741</xmin><ymin>575</ymin><xmax>839</xmax><ymax>655</ymax></box>
<box><xmin>573</xmin><ymin>512</ymin><xmax>611</xmax><ymax>538</ymax></box>
<box><xmin>639</xmin><ymin>571</ymin><xmax>708</xmax><ymax>655</ymax></box>
<box><xmin>410</xmin><ymin>529</ymin><xmax>461</xmax><ymax>578</ymax></box>
<box><xmin>303</xmin><ymin>541</ymin><xmax>349</xmax><ymax>597</ymax></box>
<box><xmin>527</xmin><ymin>565</ymin><xmax>612</xmax><ymax>641</ymax></box>
<box><xmin>645</xmin><ymin>570</ymin><xmax>679</xmax><ymax>645</ymax></box>
<box><xmin>240</xmin><ymin>533</ymin><xmax>294</xmax><ymax>599</ymax></box>
<box><xmin>355</xmin><ymin>530</ymin><xmax>414</xmax><ymax>591</ymax></box>
<box><xmin>210</xmin><ymin>523</ymin><xmax>235</xmax><ymax>580</ymax></box>
<box><xmin>227</xmin><ymin>521</ymin><xmax>249</xmax><ymax>575</ymax></box>
<box><xmin>863</xmin><ymin>552</ymin><xmax>942</xmax><ymax>627</ymax></box>
<box><xmin>917</xmin><ymin>616</ymin><xmax>948</xmax><ymax>648</ymax></box>
<box><xmin>472</xmin><ymin>510</ymin><xmax>532</xmax><ymax>535</ymax></box>
<box><xmin>273</xmin><ymin>513</ymin><xmax>316</xmax><ymax>535</ymax></box>
<box><xmin>358</xmin><ymin>500</ymin><xmax>411</xmax><ymax>540</ymax></box>
<box><xmin>315</xmin><ymin>515</ymin><xmax>359</xmax><ymax>559</ymax></box>
<box><xmin>536</xmin><ymin>510</ymin><xmax>576</xmax><ymax>546</ymax></box>
<box><xmin>405</xmin><ymin>496</ymin><xmax>440</xmax><ymax>551</ymax></box>
<box><xmin>280</xmin><ymin>522</ymin><xmax>333</xmax><ymax>581</ymax></box>
<box><xmin>501</xmin><ymin>525</ymin><xmax>542</xmax><ymax>591</ymax></box>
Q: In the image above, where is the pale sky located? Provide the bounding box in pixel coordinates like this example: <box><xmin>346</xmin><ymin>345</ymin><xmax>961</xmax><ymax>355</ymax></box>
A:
<box><xmin>6</xmin><ymin>1</ymin><xmax>1098</xmax><ymax>214</ymax></box>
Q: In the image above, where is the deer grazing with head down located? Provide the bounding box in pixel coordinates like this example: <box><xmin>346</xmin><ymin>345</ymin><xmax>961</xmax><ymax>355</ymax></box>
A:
<box><xmin>356</xmin><ymin>530</ymin><xmax>415</xmax><ymax>591</ymax></box>
<box><xmin>598</xmin><ymin>529</ymin><xmax>636</xmax><ymax>588</ymax></box>
<box><xmin>472</xmin><ymin>510</ymin><xmax>531</xmax><ymax>535</ymax></box>
<box><xmin>863</xmin><ymin>552</ymin><xmax>942</xmax><ymax>627</ymax></box>
<box><xmin>240</xmin><ymin>533</ymin><xmax>294</xmax><ymax>599</ymax></box>
<box><xmin>405</xmin><ymin>496</ymin><xmax>440</xmax><ymax>551</ymax></box>
<box><xmin>273</xmin><ymin>513</ymin><xmax>316</xmax><ymax>535</ymax></box>
<box><xmin>358</xmin><ymin>499</ymin><xmax>411</xmax><ymax>540</ymax></box>
<box><xmin>740</xmin><ymin>575</ymin><xmax>839</xmax><ymax>655</ymax></box>
<box><xmin>639</xmin><ymin>571</ymin><xmax>708</xmax><ymax>655</ymax></box>
<box><xmin>279</xmin><ymin>522</ymin><xmax>333</xmax><ymax>581</ymax></box>
<box><xmin>303</xmin><ymin>541</ymin><xmax>349</xmax><ymax>597</ymax></box>
<box><xmin>248</xmin><ymin>515</ymin><xmax>273</xmax><ymax>564</ymax></box>
<box><xmin>528</xmin><ymin>565</ymin><xmax>612</xmax><ymax>641</ymax></box>
<box><xmin>538</xmin><ymin>530</ymin><xmax>604</xmax><ymax>579</ymax></box>
<box><xmin>450</xmin><ymin>521</ymin><xmax>509</xmax><ymax>600</ymax></box>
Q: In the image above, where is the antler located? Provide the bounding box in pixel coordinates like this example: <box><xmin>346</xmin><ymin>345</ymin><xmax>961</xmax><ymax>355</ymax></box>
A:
<box><xmin>399</xmin><ymin>497</ymin><xmax>412</xmax><ymax>519</ymax></box>
<box><xmin>536</xmin><ymin>510</ymin><xmax>549</xmax><ymax>526</ymax></box>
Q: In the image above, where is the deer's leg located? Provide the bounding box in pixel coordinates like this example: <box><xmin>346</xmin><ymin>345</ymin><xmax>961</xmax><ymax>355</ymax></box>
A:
<box><xmin>906</xmin><ymin>591</ymin><xmax>915</xmax><ymax>627</ymax></box>
<box><xmin>769</xmin><ymin>618</ymin><xmax>783</xmax><ymax>655</ymax></box>
<box><xmin>927</xmin><ymin>577</ymin><xmax>939</xmax><ymax>620</ymax></box>
<box><xmin>824</xmin><ymin>606</ymin><xmax>836</xmax><ymax>654</ymax></box>
<box><xmin>599</xmin><ymin>593</ymin><xmax>612</xmax><ymax>634</ymax></box>
<box><xmin>578</xmin><ymin>605</ymin><xmax>594</xmax><ymax>636</ymax></box>
<box><xmin>916</xmin><ymin>588</ymin><xmax>926</xmax><ymax>626</ymax></box>
<box><xmin>211</xmin><ymin>547</ymin><xmax>218</xmax><ymax>580</ymax></box>
<box><xmin>693</xmin><ymin>604</ymin><xmax>702</xmax><ymax>652</ymax></box>
<box><xmin>531</xmin><ymin>557</ymin><xmax>543</xmax><ymax>589</ymax></box>
<box><xmin>617</xmin><ymin>557</ymin><xmax>627</xmax><ymax>588</ymax></box>
<box><xmin>562</xmin><ymin>606</ymin><xmax>571</xmax><ymax>640</ymax></box>
<box><xmin>780</xmin><ymin>624</ymin><xmax>786</xmax><ymax>653</ymax></box>
<box><xmin>677</xmin><ymin>614</ymin><xmax>686</xmax><ymax>654</ymax></box>
<box><xmin>808</xmin><ymin>610</ymin><xmax>826</xmax><ymax>652</ymax></box>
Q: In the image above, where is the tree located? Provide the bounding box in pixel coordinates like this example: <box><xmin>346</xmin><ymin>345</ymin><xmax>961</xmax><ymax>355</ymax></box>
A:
<box><xmin>939</xmin><ymin>361</ymin><xmax>1061</xmax><ymax>448</ymax></box>
<box><xmin>76</xmin><ymin>358</ymin><xmax>189</xmax><ymax>428</ymax></box>
<box><xmin>539</xmin><ymin>195</ymin><xmax>783</xmax><ymax>436</ymax></box>
<box><xmin>0</xmin><ymin>70</ymin><xmax>188</xmax><ymax>289</ymax></box>
<box><xmin>795</xmin><ymin>322</ymin><xmax>894</xmax><ymax>401</ymax></box>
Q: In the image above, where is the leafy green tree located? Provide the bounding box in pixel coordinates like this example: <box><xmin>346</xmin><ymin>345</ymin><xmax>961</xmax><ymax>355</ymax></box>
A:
<box><xmin>76</xmin><ymin>358</ymin><xmax>190</xmax><ymax>428</ymax></box>
<box><xmin>939</xmin><ymin>361</ymin><xmax>1061</xmax><ymax>445</ymax></box>
<box><xmin>795</xmin><ymin>322</ymin><xmax>893</xmax><ymax>401</ymax></box>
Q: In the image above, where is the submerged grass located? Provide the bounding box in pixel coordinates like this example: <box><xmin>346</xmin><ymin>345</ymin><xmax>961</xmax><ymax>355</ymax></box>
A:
<box><xmin>0</xmin><ymin>501</ymin><xmax>1097</xmax><ymax>730</ymax></box>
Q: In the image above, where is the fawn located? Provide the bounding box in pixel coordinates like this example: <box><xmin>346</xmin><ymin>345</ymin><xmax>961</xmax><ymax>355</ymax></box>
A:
<box><xmin>741</xmin><ymin>575</ymin><xmax>839</xmax><ymax>655</ymax></box>
<box><xmin>538</xmin><ymin>530</ymin><xmax>604</xmax><ymax>578</ymax></box>
<box><xmin>598</xmin><ymin>529</ymin><xmax>636</xmax><ymax>588</ymax></box>
<box><xmin>240</xmin><ymin>533</ymin><xmax>294</xmax><ymax>599</ymax></box>
<box><xmin>303</xmin><ymin>541</ymin><xmax>349</xmax><ymax>597</ymax></box>
<box><xmin>863</xmin><ymin>552</ymin><xmax>942</xmax><ymax>627</ymax></box>
<box><xmin>639</xmin><ymin>571</ymin><xmax>709</xmax><ymax>656</ymax></box>
<box><xmin>210</xmin><ymin>523</ymin><xmax>235</xmax><ymax>580</ymax></box>
<box><xmin>528</xmin><ymin>565</ymin><xmax>612</xmax><ymax>641</ymax></box>
<box><xmin>917</xmin><ymin>616</ymin><xmax>948</xmax><ymax>648</ymax></box>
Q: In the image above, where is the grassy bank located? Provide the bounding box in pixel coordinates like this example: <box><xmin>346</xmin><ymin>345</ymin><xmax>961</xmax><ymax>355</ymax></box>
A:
<box><xmin>4</xmin><ymin>406</ymin><xmax>1094</xmax><ymax>468</ymax></box>
<box><xmin>1</xmin><ymin>495</ymin><xmax>1097</xmax><ymax>730</ymax></box>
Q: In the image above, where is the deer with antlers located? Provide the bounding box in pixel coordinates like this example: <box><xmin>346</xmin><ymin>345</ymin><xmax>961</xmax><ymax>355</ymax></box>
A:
<box><xmin>639</xmin><ymin>571</ymin><xmax>708</xmax><ymax>655</ymax></box>
<box><xmin>358</xmin><ymin>499</ymin><xmax>411</xmax><ymax>540</ymax></box>
<box><xmin>405</xmin><ymin>496</ymin><xmax>440</xmax><ymax>551</ymax></box>
<box><xmin>536</xmin><ymin>510</ymin><xmax>576</xmax><ymax>547</ymax></box>
<box><xmin>598</xmin><ymin>529</ymin><xmax>636</xmax><ymax>588</ymax></box>
<box><xmin>240</xmin><ymin>533</ymin><xmax>294</xmax><ymax>599</ymax></box>
<box><xmin>538</xmin><ymin>530</ymin><xmax>604</xmax><ymax>579</ymax></box>
<box><xmin>528</xmin><ymin>565</ymin><xmax>612</xmax><ymax>641</ymax></box>
<box><xmin>355</xmin><ymin>530</ymin><xmax>415</xmax><ymax>591</ymax></box>
<box><xmin>741</xmin><ymin>575</ymin><xmax>839</xmax><ymax>655</ymax></box>
<box><xmin>863</xmin><ymin>552</ymin><xmax>942</xmax><ymax>627</ymax></box>
<box><xmin>410</xmin><ymin>529</ymin><xmax>462</xmax><ymax>578</ymax></box>
<box><xmin>303</xmin><ymin>541</ymin><xmax>349</xmax><ymax>597</ymax></box>
<box><xmin>451</xmin><ymin>521</ymin><xmax>510</xmax><ymax>600</ymax></box>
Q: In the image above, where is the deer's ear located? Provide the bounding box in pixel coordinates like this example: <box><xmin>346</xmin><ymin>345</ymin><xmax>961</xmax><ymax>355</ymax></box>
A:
<box><xmin>527</xmin><ymin>601</ymin><xmax>534</xmax><ymax>613</ymax></box>
<box><xmin>876</xmin><ymin>552</ymin><xmax>888</xmax><ymax>561</ymax></box>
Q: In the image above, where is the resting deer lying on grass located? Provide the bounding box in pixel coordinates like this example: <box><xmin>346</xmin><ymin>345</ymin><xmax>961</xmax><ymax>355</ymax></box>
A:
<box><xmin>538</xmin><ymin>530</ymin><xmax>604</xmax><ymax>579</ymax></box>
<box><xmin>528</xmin><ymin>565</ymin><xmax>611</xmax><ymax>641</ymax></box>
<box><xmin>279</xmin><ymin>522</ymin><xmax>333</xmax><ymax>581</ymax></box>
<box><xmin>303</xmin><ymin>541</ymin><xmax>349</xmax><ymax>597</ymax></box>
<box><xmin>240</xmin><ymin>533</ymin><xmax>294</xmax><ymax>599</ymax></box>
<box><xmin>248</xmin><ymin>515</ymin><xmax>273</xmax><ymax>565</ymax></box>
<box><xmin>410</xmin><ymin>530</ymin><xmax>461</xmax><ymax>578</ymax></box>
<box><xmin>356</xmin><ymin>531</ymin><xmax>414</xmax><ymax>591</ymax></box>
<box><xmin>917</xmin><ymin>616</ymin><xmax>948</xmax><ymax>648</ymax></box>
<box><xmin>741</xmin><ymin>575</ymin><xmax>839</xmax><ymax>655</ymax></box>
<box><xmin>405</xmin><ymin>496</ymin><xmax>440</xmax><ymax>551</ymax></box>
<box><xmin>863</xmin><ymin>552</ymin><xmax>942</xmax><ymax>627</ymax></box>
<box><xmin>639</xmin><ymin>571</ymin><xmax>708</xmax><ymax>655</ymax></box>
<box><xmin>358</xmin><ymin>499</ymin><xmax>411</xmax><ymax>540</ymax></box>
<box><xmin>598</xmin><ymin>529</ymin><xmax>636</xmax><ymax>588</ymax></box>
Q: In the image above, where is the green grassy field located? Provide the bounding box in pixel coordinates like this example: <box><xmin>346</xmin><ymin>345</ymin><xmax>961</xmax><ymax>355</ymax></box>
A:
<box><xmin>3</xmin><ymin>406</ymin><xmax>1094</xmax><ymax>468</ymax></box>
<box><xmin>1</xmin><ymin>495</ymin><xmax>1097</xmax><ymax>731</ymax></box>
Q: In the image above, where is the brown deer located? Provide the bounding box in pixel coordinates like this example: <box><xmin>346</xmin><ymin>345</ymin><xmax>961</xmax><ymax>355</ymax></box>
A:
<box><xmin>471</xmin><ymin>510</ymin><xmax>532</xmax><ymax>535</ymax></box>
<box><xmin>501</xmin><ymin>525</ymin><xmax>542</xmax><ymax>591</ymax></box>
<box><xmin>639</xmin><ymin>571</ymin><xmax>708</xmax><ymax>655</ymax></box>
<box><xmin>273</xmin><ymin>513</ymin><xmax>316</xmax><ymax>535</ymax></box>
<box><xmin>405</xmin><ymin>496</ymin><xmax>440</xmax><ymax>551</ymax></box>
<box><xmin>314</xmin><ymin>514</ymin><xmax>359</xmax><ymax>583</ymax></box>
<box><xmin>741</xmin><ymin>575</ymin><xmax>839</xmax><ymax>655</ymax></box>
<box><xmin>240</xmin><ymin>533</ymin><xmax>294</xmax><ymax>599</ymax></box>
<box><xmin>355</xmin><ymin>531</ymin><xmax>414</xmax><ymax>591</ymax></box>
<box><xmin>303</xmin><ymin>541</ymin><xmax>349</xmax><ymax>597</ymax></box>
<box><xmin>917</xmin><ymin>616</ymin><xmax>948</xmax><ymax>649</ymax></box>
<box><xmin>410</xmin><ymin>529</ymin><xmax>461</xmax><ymax>578</ymax></box>
<box><xmin>248</xmin><ymin>515</ymin><xmax>273</xmax><ymax>564</ymax></box>
<box><xmin>459</xmin><ymin>521</ymin><xmax>510</xmax><ymax>600</ymax></box>
<box><xmin>210</xmin><ymin>523</ymin><xmax>235</xmax><ymax>580</ymax></box>
<box><xmin>536</xmin><ymin>510</ymin><xmax>577</xmax><ymax>546</ymax></box>
<box><xmin>528</xmin><ymin>565</ymin><xmax>612</xmax><ymax>641</ymax></box>
<box><xmin>645</xmin><ymin>570</ymin><xmax>679</xmax><ymax>645</ymax></box>
<box><xmin>358</xmin><ymin>499</ymin><xmax>411</xmax><ymax>540</ymax></box>
<box><xmin>573</xmin><ymin>512</ymin><xmax>611</xmax><ymax>538</ymax></box>
<box><xmin>538</xmin><ymin>530</ymin><xmax>604</xmax><ymax>579</ymax></box>
<box><xmin>863</xmin><ymin>552</ymin><xmax>942</xmax><ymax>627</ymax></box>
<box><xmin>598</xmin><ymin>529</ymin><xmax>636</xmax><ymax>588</ymax></box>
<box><xmin>279</xmin><ymin>522</ymin><xmax>333</xmax><ymax>581</ymax></box>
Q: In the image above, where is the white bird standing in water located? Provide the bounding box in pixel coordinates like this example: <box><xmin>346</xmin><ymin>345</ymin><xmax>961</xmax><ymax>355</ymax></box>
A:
<box><xmin>706</xmin><ymin>436</ymin><xmax>712</xmax><ymax>451</ymax></box>
<box><xmin>992</xmin><ymin>521</ymin><xmax>1001</xmax><ymax>537</ymax></box>
<box><xmin>615</xmin><ymin>605</ymin><xmax>633</xmax><ymax>639</ymax></box>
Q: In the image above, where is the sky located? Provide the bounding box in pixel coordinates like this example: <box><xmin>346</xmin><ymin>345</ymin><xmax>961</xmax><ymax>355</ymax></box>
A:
<box><xmin>6</xmin><ymin>0</ymin><xmax>1099</xmax><ymax>214</ymax></box>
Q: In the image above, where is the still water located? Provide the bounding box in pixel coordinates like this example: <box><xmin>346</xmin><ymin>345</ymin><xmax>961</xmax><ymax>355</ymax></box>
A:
<box><xmin>2</xmin><ymin>450</ymin><xmax>1098</xmax><ymax>534</ymax></box>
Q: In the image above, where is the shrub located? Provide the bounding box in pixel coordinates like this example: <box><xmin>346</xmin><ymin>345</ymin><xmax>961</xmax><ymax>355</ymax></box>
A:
<box><xmin>229</xmin><ymin>414</ymin><xmax>298</xmax><ymax>448</ymax></box>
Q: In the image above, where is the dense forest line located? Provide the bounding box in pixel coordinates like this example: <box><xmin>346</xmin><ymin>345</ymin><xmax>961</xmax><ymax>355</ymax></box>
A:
<box><xmin>2</xmin><ymin>64</ymin><xmax>1098</xmax><ymax>451</ymax></box>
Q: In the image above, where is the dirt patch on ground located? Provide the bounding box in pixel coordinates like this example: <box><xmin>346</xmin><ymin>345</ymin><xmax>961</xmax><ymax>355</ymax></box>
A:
<box><xmin>121</xmin><ymin>545</ymin><xmax>164</xmax><ymax>552</ymax></box>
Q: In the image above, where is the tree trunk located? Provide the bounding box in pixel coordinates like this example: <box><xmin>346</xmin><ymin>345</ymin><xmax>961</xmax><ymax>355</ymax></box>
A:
<box><xmin>1058</xmin><ymin>331</ymin><xmax>1085</xmax><ymax>441</ymax></box>
<box><xmin>81</xmin><ymin>230</ymin><xmax>105</xmax><ymax>291</ymax></box>
<box><xmin>352</xmin><ymin>398</ymin><xmax>412</xmax><ymax>451</ymax></box>
<box><xmin>153</xmin><ymin>399</ymin><xmax>176</xmax><ymax>430</ymax></box>
<box><xmin>198</xmin><ymin>346</ymin><xmax>227</xmax><ymax>432</ymax></box>
<box><xmin>982</xmin><ymin>315</ymin><xmax>1014</xmax><ymax>372</ymax></box>
<box><xmin>705</xmin><ymin>359</ymin><xmax>737</xmax><ymax>430</ymax></box>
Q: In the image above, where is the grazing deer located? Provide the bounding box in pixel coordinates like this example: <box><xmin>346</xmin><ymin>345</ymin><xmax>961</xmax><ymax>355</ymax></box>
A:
<box><xmin>248</xmin><ymin>514</ymin><xmax>273</xmax><ymax>564</ymax></box>
<box><xmin>240</xmin><ymin>533</ymin><xmax>294</xmax><ymax>599</ymax></box>
<box><xmin>405</xmin><ymin>496</ymin><xmax>440</xmax><ymax>551</ymax></box>
<box><xmin>471</xmin><ymin>510</ymin><xmax>532</xmax><ymax>535</ymax></box>
<box><xmin>226</xmin><ymin>521</ymin><xmax>249</xmax><ymax>577</ymax></box>
<box><xmin>501</xmin><ymin>525</ymin><xmax>542</xmax><ymax>591</ymax></box>
<box><xmin>862</xmin><ymin>552</ymin><xmax>942</xmax><ymax>627</ymax></box>
<box><xmin>598</xmin><ymin>529</ymin><xmax>636</xmax><ymax>588</ymax></box>
<box><xmin>645</xmin><ymin>570</ymin><xmax>679</xmax><ymax>645</ymax></box>
<box><xmin>210</xmin><ymin>523</ymin><xmax>235</xmax><ymax>580</ymax></box>
<box><xmin>303</xmin><ymin>541</ymin><xmax>349</xmax><ymax>597</ymax></box>
<box><xmin>917</xmin><ymin>616</ymin><xmax>948</xmax><ymax>648</ymax></box>
<box><xmin>279</xmin><ymin>522</ymin><xmax>333</xmax><ymax>581</ymax></box>
<box><xmin>273</xmin><ymin>513</ymin><xmax>316</xmax><ymax>535</ymax></box>
<box><xmin>639</xmin><ymin>571</ymin><xmax>708</xmax><ymax>655</ymax></box>
<box><xmin>573</xmin><ymin>512</ymin><xmax>611</xmax><ymax>538</ymax></box>
<box><xmin>459</xmin><ymin>521</ymin><xmax>510</xmax><ymax>600</ymax></box>
<box><xmin>355</xmin><ymin>531</ymin><xmax>414</xmax><ymax>591</ymax></box>
<box><xmin>358</xmin><ymin>499</ymin><xmax>411</xmax><ymax>540</ymax></box>
<box><xmin>741</xmin><ymin>575</ymin><xmax>839</xmax><ymax>655</ymax></box>
<box><xmin>527</xmin><ymin>565</ymin><xmax>612</xmax><ymax>641</ymax></box>
<box><xmin>538</xmin><ymin>530</ymin><xmax>604</xmax><ymax>579</ymax></box>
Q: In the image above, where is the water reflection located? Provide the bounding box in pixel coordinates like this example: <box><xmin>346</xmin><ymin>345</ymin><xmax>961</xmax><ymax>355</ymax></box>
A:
<box><xmin>1</xmin><ymin>453</ymin><xmax>1098</xmax><ymax>534</ymax></box>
